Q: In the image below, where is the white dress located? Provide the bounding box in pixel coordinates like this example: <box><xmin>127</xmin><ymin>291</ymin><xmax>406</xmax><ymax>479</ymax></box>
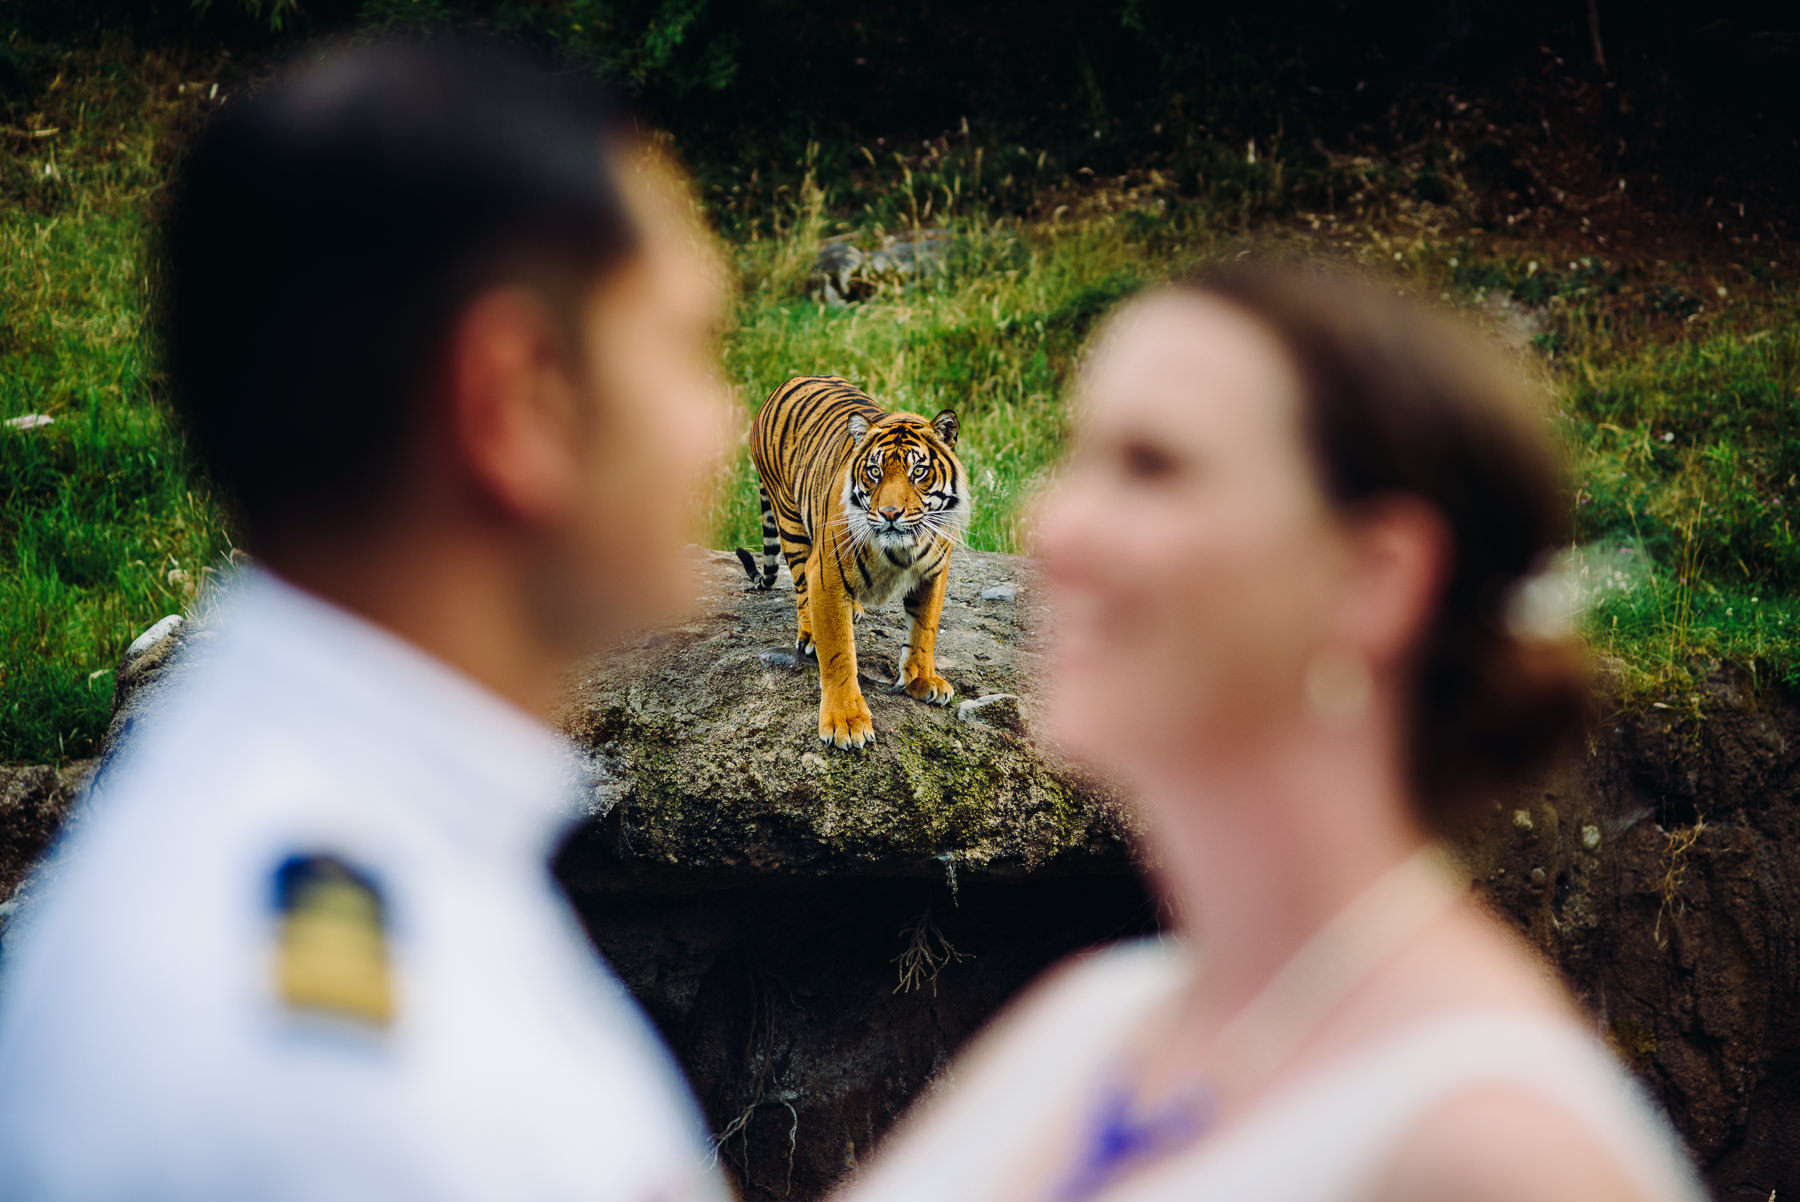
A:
<box><xmin>842</xmin><ymin>939</ymin><xmax>1706</xmax><ymax>1202</ymax></box>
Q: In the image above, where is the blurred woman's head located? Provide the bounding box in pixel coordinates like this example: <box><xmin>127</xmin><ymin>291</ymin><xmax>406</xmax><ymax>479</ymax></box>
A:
<box><xmin>1037</xmin><ymin>263</ymin><xmax>1584</xmax><ymax>834</ymax></box>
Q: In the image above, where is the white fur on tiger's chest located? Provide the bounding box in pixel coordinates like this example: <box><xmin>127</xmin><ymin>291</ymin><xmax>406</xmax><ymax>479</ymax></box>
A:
<box><xmin>853</xmin><ymin>540</ymin><xmax>945</xmax><ymax>609</ymax></box>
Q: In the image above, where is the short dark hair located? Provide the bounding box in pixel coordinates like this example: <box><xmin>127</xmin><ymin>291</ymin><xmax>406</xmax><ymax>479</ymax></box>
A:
<box><xmin>1184</xmin><ymin>263</ymin><xmax>1588</xmax><ymax>831</ymax></box>
<box><xmin>161</xmin><ymin>38</ymin><xmax>640</xmax><ymax>543</ymax></box>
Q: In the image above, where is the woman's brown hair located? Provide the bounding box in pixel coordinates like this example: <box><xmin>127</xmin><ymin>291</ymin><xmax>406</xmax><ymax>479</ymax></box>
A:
<box><xmin>1183</xmin><ymin>262</ymin><xmax>1587</xmax><ymax>831</ymax></box>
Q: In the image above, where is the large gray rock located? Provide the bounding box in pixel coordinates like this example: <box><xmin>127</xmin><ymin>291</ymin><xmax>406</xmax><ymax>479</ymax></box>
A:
<box><xmin>554</xmin><ymin>549</ymin><xmax>1138</xmax><ymax>882</ymax></box>
<box><xmin>810</xmin><ymin>231</ymin><xmax>950</xmax><ymax>306</ymax></box>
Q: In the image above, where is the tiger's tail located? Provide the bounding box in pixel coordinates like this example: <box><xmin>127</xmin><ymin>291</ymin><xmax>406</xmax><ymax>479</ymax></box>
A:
<box><xmin>734</xmin><ymin>487</ymin><xmax>781</xmax><ymax>591</ymax></box>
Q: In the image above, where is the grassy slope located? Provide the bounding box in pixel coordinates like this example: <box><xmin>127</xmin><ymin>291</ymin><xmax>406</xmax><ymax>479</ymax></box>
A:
<box><xmin>1</xmin><ymin>48</ymin><xmax>233</xmax><ymax>762</ymax></box>
<box><xmin>3</xmin><ymin>51</ymin><xmax>1796</xmax><ymax>763</ymax></box>
<box><xmin>713</xmin><ymin>172</ymin><xmax>1800</xmax><ymax>703</ymax></box>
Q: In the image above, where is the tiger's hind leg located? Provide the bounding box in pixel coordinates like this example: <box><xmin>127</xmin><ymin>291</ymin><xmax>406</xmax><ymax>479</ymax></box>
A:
<box><xmin>896</xmin><ymin>563</ymin><xmax>955</xmax><ymax>705</ymax></box>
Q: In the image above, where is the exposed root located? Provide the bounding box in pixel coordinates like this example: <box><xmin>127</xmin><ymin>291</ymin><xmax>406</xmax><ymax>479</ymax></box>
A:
<box><xmin>1654</xmin><ymin>813</ymin><xmax>1707</xmax><ymax>948</ymax></box>
<box><xmin>780</xmin><ymin>1098</ymin><xmax>799</xmax><ymax>1197</ymax></box>
<box><xmin>707</xmin><ymin>1103</ymin><xmax>759</xmax><ymax>1169</ymax></box>
<box><xmin>707</xmin><ymin>1096</ymin><xmax>800</xmax><ymax>1196</ymax></box>
<box><xmin>892</xmin><ymin>908</ymin><xmax>971</xmax><ymax>996</ymax></box>
<box><xmin>707</xmin><ymin>953</ymin><xmax>805</xmax><ymax>1195</ymax></box>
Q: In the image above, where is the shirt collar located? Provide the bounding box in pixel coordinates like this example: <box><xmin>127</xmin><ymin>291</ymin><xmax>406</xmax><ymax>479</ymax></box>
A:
<box><xmin>208</xmin><ymin>567</ymin><xmax>583</xmax><ymax>856</ymax></box>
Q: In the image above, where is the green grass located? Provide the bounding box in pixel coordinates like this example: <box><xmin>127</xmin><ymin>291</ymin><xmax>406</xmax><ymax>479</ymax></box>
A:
<box><xmin>1559</xmin><ymin>317</ymin><xmax>1800</xmax><ymax>696</ymax></box>
<box><xmin>708</xmin><ymin>200</ymin><xmax>1171</xmax><ymax>554</ymax></box>
<box><xmin>1</xmin><ymin>47</ymin><xmax>235</xmax><ymax>762</ymax></box>
<box><xmin>3</xmin><ymin>45</ymin><xmax>1796</xmax><ymax>763</ymax></box>
<box><xmin>707</xmin><ymin>181</ymin><xmax>1800</xmax><ymax>705</ymax></box>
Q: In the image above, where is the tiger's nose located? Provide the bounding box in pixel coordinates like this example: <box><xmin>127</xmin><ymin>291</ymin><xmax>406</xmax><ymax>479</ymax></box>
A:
<box><xmin>877</xmin><ymin>506</ymin><xmax>903</xmax><ymax>523</ymax></box>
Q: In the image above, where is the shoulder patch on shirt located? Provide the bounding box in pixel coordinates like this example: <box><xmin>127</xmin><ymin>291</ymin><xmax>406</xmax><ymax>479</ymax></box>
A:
<box><xmin>271</xmin><ymin>854</ymin><xmax>394</xmax><ymax>1027</ymax></box>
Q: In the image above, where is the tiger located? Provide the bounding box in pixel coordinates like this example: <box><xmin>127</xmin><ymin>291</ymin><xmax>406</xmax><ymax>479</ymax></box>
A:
<box><xmin>737</xmin><ymin>375</ymin><xmax>970</xmax><ymax>750</ymax></box>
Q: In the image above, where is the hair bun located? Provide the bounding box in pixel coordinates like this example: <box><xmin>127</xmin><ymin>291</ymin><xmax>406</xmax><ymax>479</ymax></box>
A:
<box><xmin>1413</xmin><ymin>620</ymin><xmax>1591</xmax><ymax>827</ymax></box>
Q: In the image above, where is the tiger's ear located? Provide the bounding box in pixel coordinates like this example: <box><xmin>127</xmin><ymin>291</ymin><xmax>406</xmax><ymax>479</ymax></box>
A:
<box><xmin>847</xmin><ymin>414</ymin><xmax>870</xmax><ymax>445</ymax></box>
<box><xmin>931</xmin><ymin>409</ymin><xmax>960</xmax><ymax>449</ymax></box>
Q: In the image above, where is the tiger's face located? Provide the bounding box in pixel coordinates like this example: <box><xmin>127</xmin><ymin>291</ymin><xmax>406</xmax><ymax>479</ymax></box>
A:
<box><xmin>842</xmin><ymin>410</ymin><xmax>968</xmax><ymax>554</ymax></box>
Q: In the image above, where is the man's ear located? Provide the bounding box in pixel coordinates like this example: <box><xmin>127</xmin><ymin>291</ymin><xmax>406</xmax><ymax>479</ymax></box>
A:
<box><xmin>446</xmin><ymin>287</ymin><xmax>580</xmax><ymax>524</ymax></box>
<box><xmin>847</xmin><ymin>413</ymin><xmax>870</xmax><ymax>445</ymax></box>
<box><xmin>931</xmin><ymin>408</ymin><xmax>960</xmax><ymax>448</ymax></box>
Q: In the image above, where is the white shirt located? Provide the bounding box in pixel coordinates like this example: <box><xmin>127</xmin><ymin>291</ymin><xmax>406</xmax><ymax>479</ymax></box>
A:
<box><xmin>0</xmin><ymin>570</ymin><xmax>728</xmax><ymax>1202</ymax></box>
<box><xmin>843</xmin><ymin>939</ymin><xmax>1707</xmax><ymax>1202</ymax></box>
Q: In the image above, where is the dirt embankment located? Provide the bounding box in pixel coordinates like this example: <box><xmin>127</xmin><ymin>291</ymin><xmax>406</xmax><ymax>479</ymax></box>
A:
<box><xmin>1462</xmin><ymin>665</ymin><xmax>1800</xmax><ymax>1200</ymax></box>
<box><xmin>2</xmin><ymin>551</ymin><xmax>1795</xmax><ymax>1200</ymax></box>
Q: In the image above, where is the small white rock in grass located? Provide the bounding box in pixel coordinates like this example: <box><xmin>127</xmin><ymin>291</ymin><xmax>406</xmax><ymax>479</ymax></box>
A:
<box><xmin>126</xmin><ymin>614</ymin><xmax>184</xmax><ymax>660</ymax></box>
<box><xmin>979</xmin><ymin>583</ymin><xmax>1019</xmax><ymax>602</ymax></box>
<box><xmin>3</xmin><ymin>414</ymin><xmax>53</xmax><ymax>431</ymax></box>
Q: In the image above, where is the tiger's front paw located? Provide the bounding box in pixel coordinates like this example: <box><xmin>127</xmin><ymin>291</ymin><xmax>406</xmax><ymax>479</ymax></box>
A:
<box><xmin>897</xmin><ymin>665</ymin><xmax>956</xmax><ymax>706</ymax></box>
<box><xmin>819</xmin><ymin>692</ymin><xmax>875</xmax><ymax>749</ymax></box>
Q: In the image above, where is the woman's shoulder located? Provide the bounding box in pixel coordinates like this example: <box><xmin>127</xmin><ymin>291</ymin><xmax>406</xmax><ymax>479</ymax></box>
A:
<box><xmin>1288</xmin><ymin>1011</ymin><xmax>1707</xmax><ymax>1202</ymax></box>
<box><xmin>927</xmin><ymin>936</ymin><xmax>1190</xmax><ymax>1104</ymax></box>
<box><xmin>833</xmin><ymin>938</ymin><xmax>1190</xmax><ymax>1202</ymax></box>
<box><xmin>1000</xmin><ymin>937</ymin><xmax>1191</xmax><ymax>1054</ymax></box>
<box><xmin>1380</xmin><ymin>1080</ymin><xmax>1676</xmax><ymax>1202</ymax></box>
<box><xmin>1345</xmin><ymin>911</ymin><xmax>1702</xmax><ymax>1199</ymax></box>
<box><xmin>1021</xmin><ymin>936</ymin><xmax>1193</xmax><ymax>1023</ymax></box>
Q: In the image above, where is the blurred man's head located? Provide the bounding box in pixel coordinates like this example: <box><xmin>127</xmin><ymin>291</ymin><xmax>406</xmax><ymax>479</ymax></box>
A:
<box><xmin>163</xmin><ymin>39</ymin><xmax>729</xmax><ymax>687</ymax></box>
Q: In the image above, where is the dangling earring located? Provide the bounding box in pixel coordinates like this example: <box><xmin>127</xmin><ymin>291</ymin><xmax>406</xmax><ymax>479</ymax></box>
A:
<box><xmin>1304</xmin><ymin>648</ymin><xmax>1373</xmax><ymax>724</ymax></box>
